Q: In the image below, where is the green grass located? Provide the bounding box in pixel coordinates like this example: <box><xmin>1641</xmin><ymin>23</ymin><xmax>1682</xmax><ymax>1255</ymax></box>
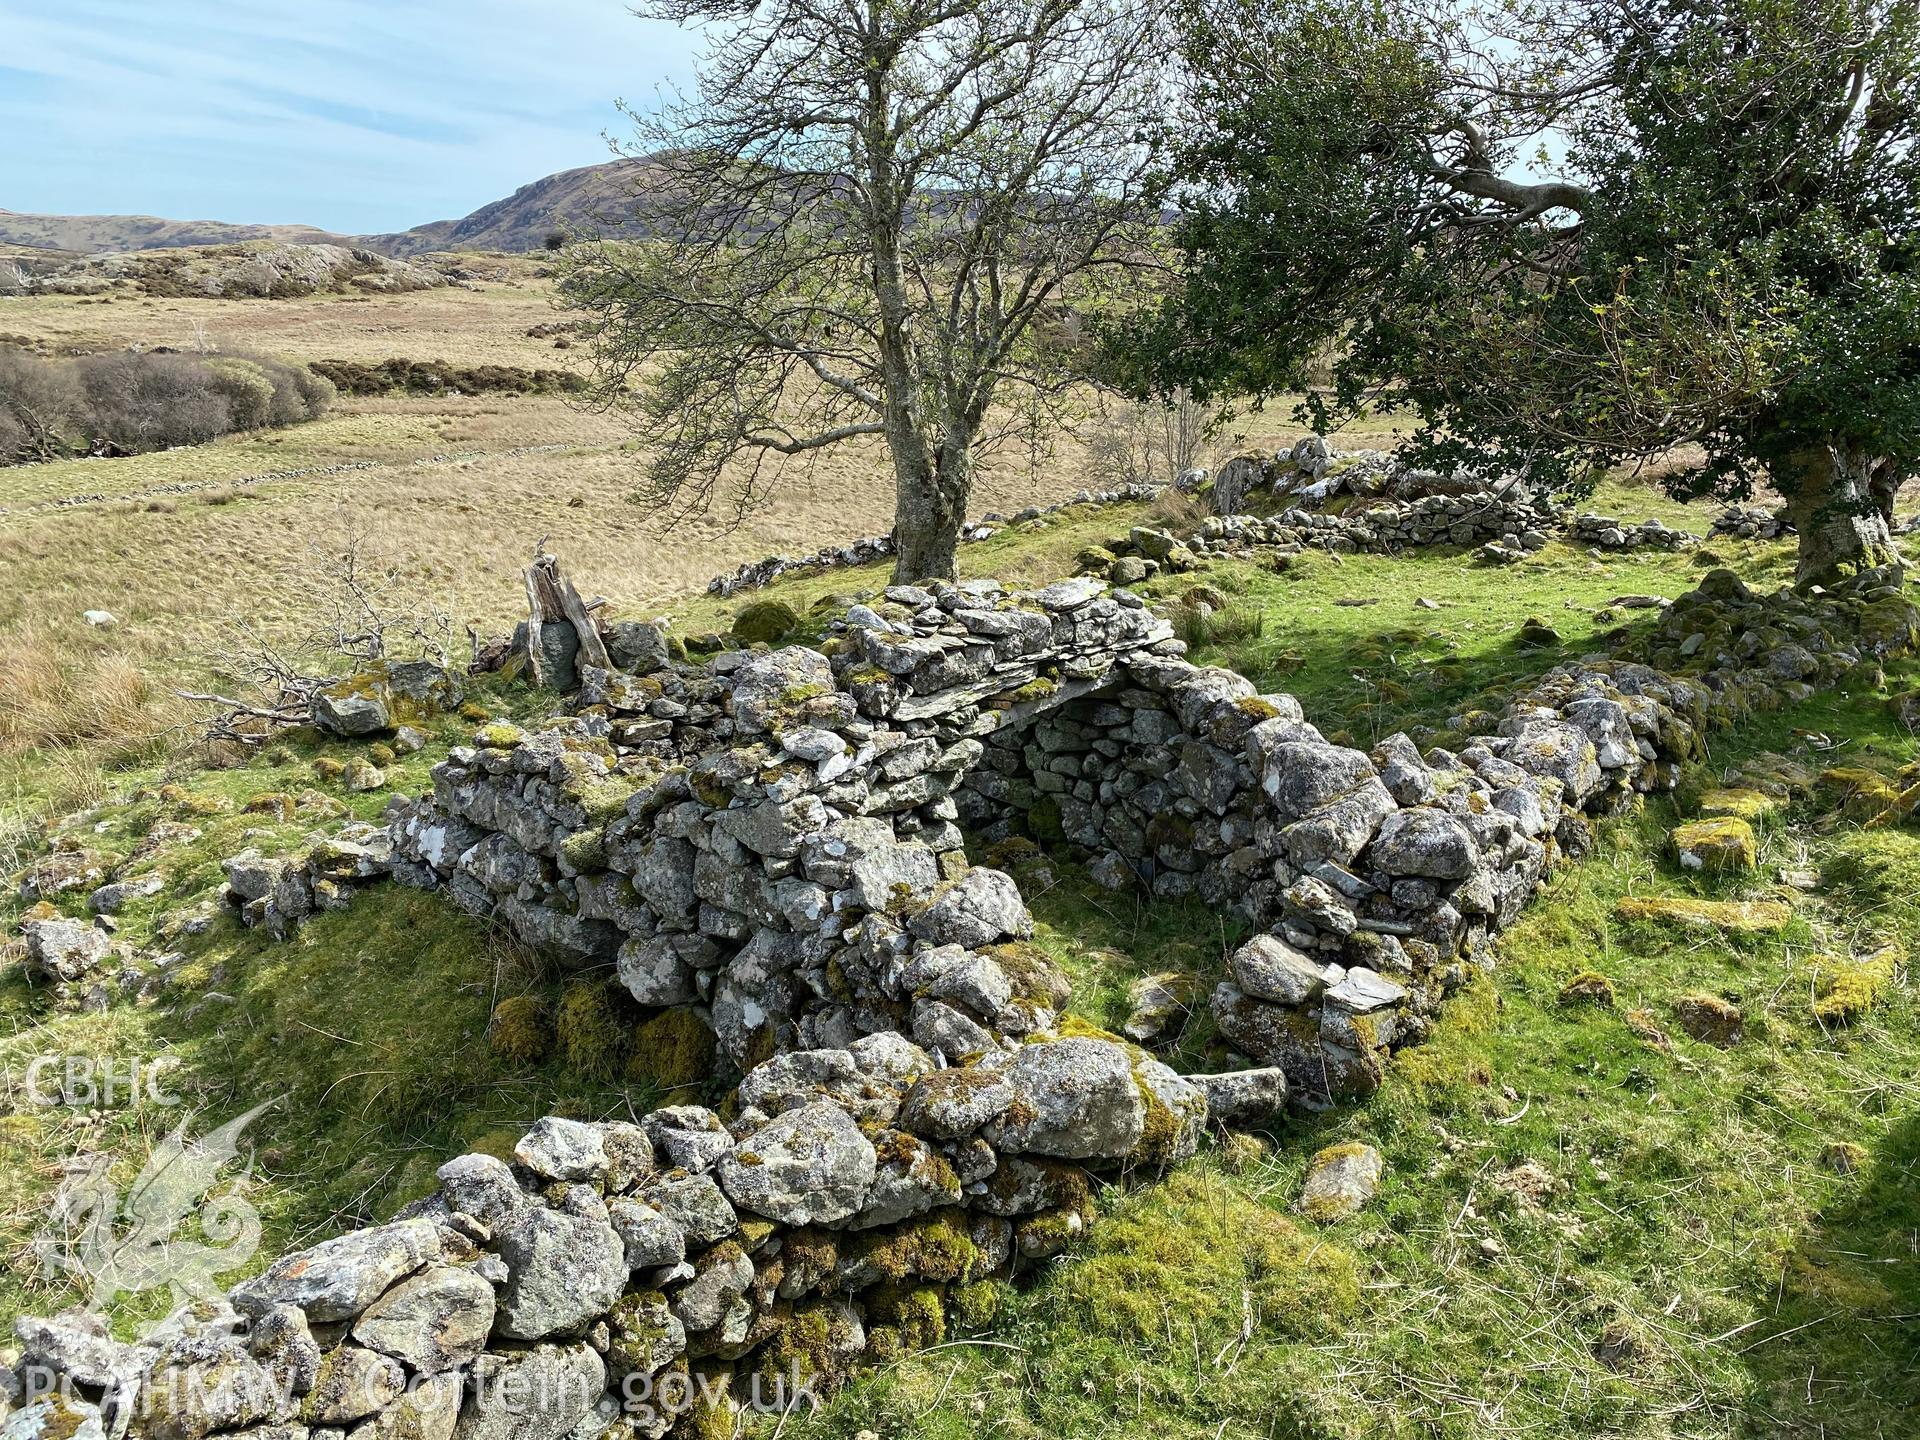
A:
<box><xmin>0</xmin><ymin>680</ymin><xmax>677</xmax><ymax>1336</ymax></box>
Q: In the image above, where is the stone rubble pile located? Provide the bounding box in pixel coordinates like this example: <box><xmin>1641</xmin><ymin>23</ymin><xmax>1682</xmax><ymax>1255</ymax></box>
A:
<box><xmin>1566</xmin><ymin>513</ymin><xmax>1700</xmax><ymax>553</ymax></box>
<box><xmin>1710</xmin><ymin>503</ymin><xmax>1794</xmax><ymax>541</ymax></box>
<box><xmin>702</xmin><ymin>484</ymin><xmax>1164</xmax><ymax>597</ymax></box>
<box><xmin>6</xmin><ymin>1028</ymin><xmax>1270</xmax><ymax>1440</ymax></box>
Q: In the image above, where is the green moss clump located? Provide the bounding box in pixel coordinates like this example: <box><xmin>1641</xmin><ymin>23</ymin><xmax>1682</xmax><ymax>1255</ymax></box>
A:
<box><xmin>1027</xmin><ymin>794</ymin><xmax>1066</xmax><ymax>843</ymax></box>
<box><xmin>947</xmin><ymin>1278</ymin><xmax>1002</xmax><ymax>1330</ymax></box>
<box><xmin>555</xmin><ymin>980</ymin><xmax>632</xmax><ymax>1079</ymax></box>
<box><xmin>366</xmin><ymin>741</ymin><xmax>397</xmax><ymax>767</ymax></box>
<box><xmin>1558</xmin><ymin>972</ymin><xmax>1617</xmax><ymax>1007</ymax></box>
<box><xmin>731</xmin><ymin>598</ymin><xmax>802</xmax><ymax>644</ymax></box>
<box><xmin>1129</xmin><ymin>1072</ymin><xmax>1184</xmax><ymax>1171</ymax></box>
<box><xmin>558</xmin><ymin>828</ymin><xmax>607</xmax><ymax>873</ymax></box>
<box><xmin>845</xmin><ymin>1208</ymin><xmax>980</xmax><ymax>1284</ymax></box>
<box><xmin>1812</xmin><ymin>947</ymin><xmax>1899</xmax><ymax>1026</ymax></box>
<box><xmin>488</xmin><ymin>994</ymin><xmax>552</xmax><ymax>1063</ymax></box>
<box><xmin>625</xmin><ymin>1007</ymin><xmax>717</xmax><ymax>1090</ymax></box>
<box><xmin>1052</xmin><ymin>1168</ymin><xmax>1360</xmax><ymax>1344</ymax></box>
<box><xmin>779</xmin><ymin>1228</ymin><xmax>840</xmax><ymax>1297</ymax></box>
<box><xmin>475</xmin><ymin>721</ymin><xmax>525</xmax><ymax>749</ymax></box>
<box><xmin>998</xmin><ymin>675</ymin><xmax>1060</xmax><ymax>708</ymax></box>
<box><xmin>1823</xmin><ymin>831</ymin><xmax>1920</xmax><ymax>928</ymax></box>
<box><xmin>313</xmin><ymin>757</ymin><xmax>346</xmax><ymax>781</ymax></box>
<box><xmin>243</xmin><ymin>791</ymin><xmax>295</xmax><ymax>821</ymax></box>
<box><xmin>561</xmin><ymin>772</ymin><xmax>635</xmax><ymax>823</ymax></box>
<box><xmin>754</xmin><ymin>1298</ymin><xmax>865</xmax><ymax>1394</ymax></box>
<box><xmin>864</xmin><ymin>1281</ymin><xmax>947</xmax><ymax>1356</ymax></box>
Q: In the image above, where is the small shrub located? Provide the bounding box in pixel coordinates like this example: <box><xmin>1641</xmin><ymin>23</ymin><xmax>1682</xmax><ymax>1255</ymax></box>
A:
<box><xmin>0</xmin><ymin>345</ymin><xmax>332</xmax><ymax>466</ymax></box>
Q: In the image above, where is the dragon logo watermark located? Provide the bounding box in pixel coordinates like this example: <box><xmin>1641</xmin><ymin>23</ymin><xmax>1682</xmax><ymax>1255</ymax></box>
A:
<box><xmin>34</xmin><ymin>1099</ymin><xmax>275</xmax><ymax>1321</ymax></box>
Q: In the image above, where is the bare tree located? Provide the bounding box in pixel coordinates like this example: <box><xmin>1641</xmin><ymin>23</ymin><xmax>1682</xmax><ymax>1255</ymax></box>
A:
<box><xmin>1079</xmin><ymin>386</ymin><xmax>1239</xmax><ymax>487</ymax></box>
<box><xmin>562</xmin><ymin>0</ymin><xmax>1174</xmax><ymax>581</ymax></box>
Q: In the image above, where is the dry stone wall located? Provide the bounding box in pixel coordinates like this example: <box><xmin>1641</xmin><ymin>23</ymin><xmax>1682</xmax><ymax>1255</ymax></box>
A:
<box><xmin>20</xmin><ymin>567</ymin><xmax>1914</xmax><ymax>1440</ymax></box>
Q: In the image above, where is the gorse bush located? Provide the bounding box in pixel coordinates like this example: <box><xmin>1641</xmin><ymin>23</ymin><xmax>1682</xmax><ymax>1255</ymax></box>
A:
<box><xmin>0</xmin><ymin>345</ymin><xmax>334</xmax><ymax>464</ymax></box>
<box><xmin>306</xmin><ymin>357</ymin><xmax>586</xmax><ymax>397</ymax></box>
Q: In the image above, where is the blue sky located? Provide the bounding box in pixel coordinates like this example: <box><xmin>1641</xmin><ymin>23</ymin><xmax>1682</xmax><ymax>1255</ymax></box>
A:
<box><xmin>0</xmin><ymin>0</ymin><xmax>701</xmax><ymax>233</ymax></box>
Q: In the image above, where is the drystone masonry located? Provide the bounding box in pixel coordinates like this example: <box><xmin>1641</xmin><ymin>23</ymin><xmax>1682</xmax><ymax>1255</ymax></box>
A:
<box><xmin>245</xmin><ymin>569</ymin><xmax>1918</xmax><ymax>1111</ymax></box>
<box><xmin>6</xmin><ymin>1031</ymin><xmax>1247</xmax><ymax>1440</ymax></box>
<box><xmin>1186</xmin><ymin>493</ymin><xmax>1568</xmax><ymax>557</ymax></box>
<box><xmin>14</xmin><ymin>565</ymin><xmax>1916</xmax><ymax>1440</ymax></box>
<box><xmin>702</xmin><ymin>483</ymin><xmax>1164</xmax><ymax>597</ymax></box>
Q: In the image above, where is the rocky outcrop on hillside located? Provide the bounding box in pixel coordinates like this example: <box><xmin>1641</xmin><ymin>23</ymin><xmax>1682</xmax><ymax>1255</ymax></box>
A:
<box><xmin>2</xmin><ymin>243</ymin><xmax>450</xmax><ymax>299</ymax></box>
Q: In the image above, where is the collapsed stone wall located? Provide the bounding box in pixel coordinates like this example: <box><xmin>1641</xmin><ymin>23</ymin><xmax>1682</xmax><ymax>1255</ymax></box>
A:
<box><xmin>239</xmin><ymin>569</ymin><xmax>1920</xmax><ymax>1113</ymax></box>
<box><xmin>22</xmin><ymin>560</ymin><xmax>1913</xmax><ymax>1440</ymax></box>
<box><xmin>702</xmin><ymin>483</ymin><xmax>1164</xmax><ymax>596</ymax></box>
<box><xmin>10</xmin><ymin>1026</ymin><xmax>1269</xmax><ymax>1440</ymax></box>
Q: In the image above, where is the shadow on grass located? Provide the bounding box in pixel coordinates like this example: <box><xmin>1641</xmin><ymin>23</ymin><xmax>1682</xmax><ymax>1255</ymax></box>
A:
<box><xmin>1738</xmin><ymin>1106</ymin><xmax>1920</xmax><ymax>1433</ymax></box>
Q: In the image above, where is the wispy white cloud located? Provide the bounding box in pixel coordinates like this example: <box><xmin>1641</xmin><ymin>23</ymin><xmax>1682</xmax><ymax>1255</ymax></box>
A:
<box><xmin>0</xmin><ymin>0</ymin><xmax>701</xmax><ymax>232</ymax></box>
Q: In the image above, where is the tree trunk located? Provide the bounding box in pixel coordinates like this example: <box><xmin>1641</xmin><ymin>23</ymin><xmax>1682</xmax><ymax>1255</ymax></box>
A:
<box><xmin>892</xmin><ymin>432</ymin><xmax>971</xmax><ymax>582</ymax></box>
<box><xmin>1774</xmin><ymin>440</ymin><xmax>1903</xmax><ymax>587</ymax></box>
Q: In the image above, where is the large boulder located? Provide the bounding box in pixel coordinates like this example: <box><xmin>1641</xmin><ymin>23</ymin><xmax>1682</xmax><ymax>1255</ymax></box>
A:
<box><xmin>350</xmin><ymin>1265</ymin><xmax>495</xmax><ymax>1373</ymax></box>
<box><xmin>21</xmin><ymin>918</ymin><xmax>110</xmax><ymax>982</ymax></box>
<box><xmin>311</xmin><ymin>673</ymin><xmax>393</xmax><ymax>736</ymax></box>
<box><xmin>494</xmin><ymin>1207</ymin><xmax>627</xmax><ymax>1339</ymax></box>
<box><xmin>728</xmin><ymin>647</ymin><xmax>835</xmax><ymax>734</ymax></box>
<box><xmin>987</xmin><ymin>1039</ymin><xmax>1146</xmax><ymax>1161</ymax></box>
<box><xmin>1367</xmin><ymin>809</ymin><xmax>1480</xmax><ymax>880</ymax></box>
<box><xmin>906</xmin><ymin>868</ymin><xmax>1032</xmax><ymax>949</ymax></box>
<box><xmin>231</xmin><ymin>1219</ymin><xmax>440</xmax><ymax>1322</ymax></box>
<box><xmin>715</xmin><ymin>1101</ymin><xmax>877</xmax><ymax>1227</ymax></box>
<box><xmin>1229</xmin><ymin>934</ymin><xmax>1327</xmax><ymax>1005</ymax></box>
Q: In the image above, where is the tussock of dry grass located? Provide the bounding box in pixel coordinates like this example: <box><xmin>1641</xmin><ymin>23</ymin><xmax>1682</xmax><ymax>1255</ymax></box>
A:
<box><xmin>0</xmin><ymin>627</ymin><xmax>185</xmax><ymax>850</ymax></box>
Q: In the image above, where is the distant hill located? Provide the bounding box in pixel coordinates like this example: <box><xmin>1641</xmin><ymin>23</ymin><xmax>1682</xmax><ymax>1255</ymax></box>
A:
<box><xmin>0</xmin><ymin>241</ymin><xmax>452</xmax><ymax>301</ymax></box>
<box><xmin>0</xmin><ymin>209</ymin><xmax>352</xmax><ymax>254</ymax></box>
<box><xmin>0</xmin><ymin>158</ymin><xmax>667</xmax><ymax>261</ymax></box>
<box><xmin>359</xmin><ymin>158</ymin><xmax>665</xmax><ymax>256</ymax></box>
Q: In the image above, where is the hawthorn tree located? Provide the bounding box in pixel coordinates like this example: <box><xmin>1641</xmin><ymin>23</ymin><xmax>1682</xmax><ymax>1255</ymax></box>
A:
<box><xmin>563</xmin><ymin>0</ymin><xmax>1172</xmax><ymax>582</ymax></box>
<box><xmin>1123</xmin><ymin>0</ymin><xmax>1920</xmax><ymax>585</ymax></box>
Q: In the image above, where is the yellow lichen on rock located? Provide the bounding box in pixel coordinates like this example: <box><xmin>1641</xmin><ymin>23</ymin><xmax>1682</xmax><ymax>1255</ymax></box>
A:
<box><xmin>1614</xmin><ymin>896</ymin><xmax>1792</xmax><ymax>933</ymax></box>
<box><xmin>1671</xmin><ymin>817</ymin><xmax>1757</xmax><ymax>871</ymax></box>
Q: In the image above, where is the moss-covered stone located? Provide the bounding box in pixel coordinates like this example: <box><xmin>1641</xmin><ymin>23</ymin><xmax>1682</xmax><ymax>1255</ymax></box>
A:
<box><xmin>753</xmin><ymin>1297</ymin><xmax>866</xmax><ymax>1395</ymax></box>
<box><xmin>475</xmin><ymin>721</ymin><xmax>526</xmax><ymax>749</ymax></box>
<box><xmin>1614</xmin><ymin>896</ymin><xmax>1792</xmax><ymax>933</ymax></box>
<box><xmin>488</xmin><ymin>994</ymin><xmax>552</xmax><ymax>1063</ymax></box>
<box><xmin>843</xmin><ymin>1208</ymin><xmax>980</xmax><ymax>1284</ymax></box>
<box><xmin>1697</xmin><ymin>787</ymin><xmax>1778</xmax><ymax>822</ymax></box>
<box><xmin>1811</xmin><ymin>946</ymin><xmax>1899</xmax><ymax>1027</ymax></box>
<box><xmin>731</xmin><ymin>599</ymin><xmax>802</xmax><ymax>645</ymax></box>
<box><xmin>1673</xmin><ymin>992</ymin><xmax>1744</xmax><ymax>1047</ymax></box>
<box><xmin>946</xmin><ymin>1277</ymin><xmax>1002</xmax><ymax>1330</ymax></box>
<box><xmin>1671</xmin><ymin>817</ymin><xmax>1757</xmax><ymax>872</ymax></box>
<box><xmin>864</xmin><ymin>1281</ymin><xmax>946</xmax><ymax>1356</ymax></box>
<box><xmin>625</xmin><ymin>1006</ymin><xmax>717</xmax><ymax>1090</ymax></box>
